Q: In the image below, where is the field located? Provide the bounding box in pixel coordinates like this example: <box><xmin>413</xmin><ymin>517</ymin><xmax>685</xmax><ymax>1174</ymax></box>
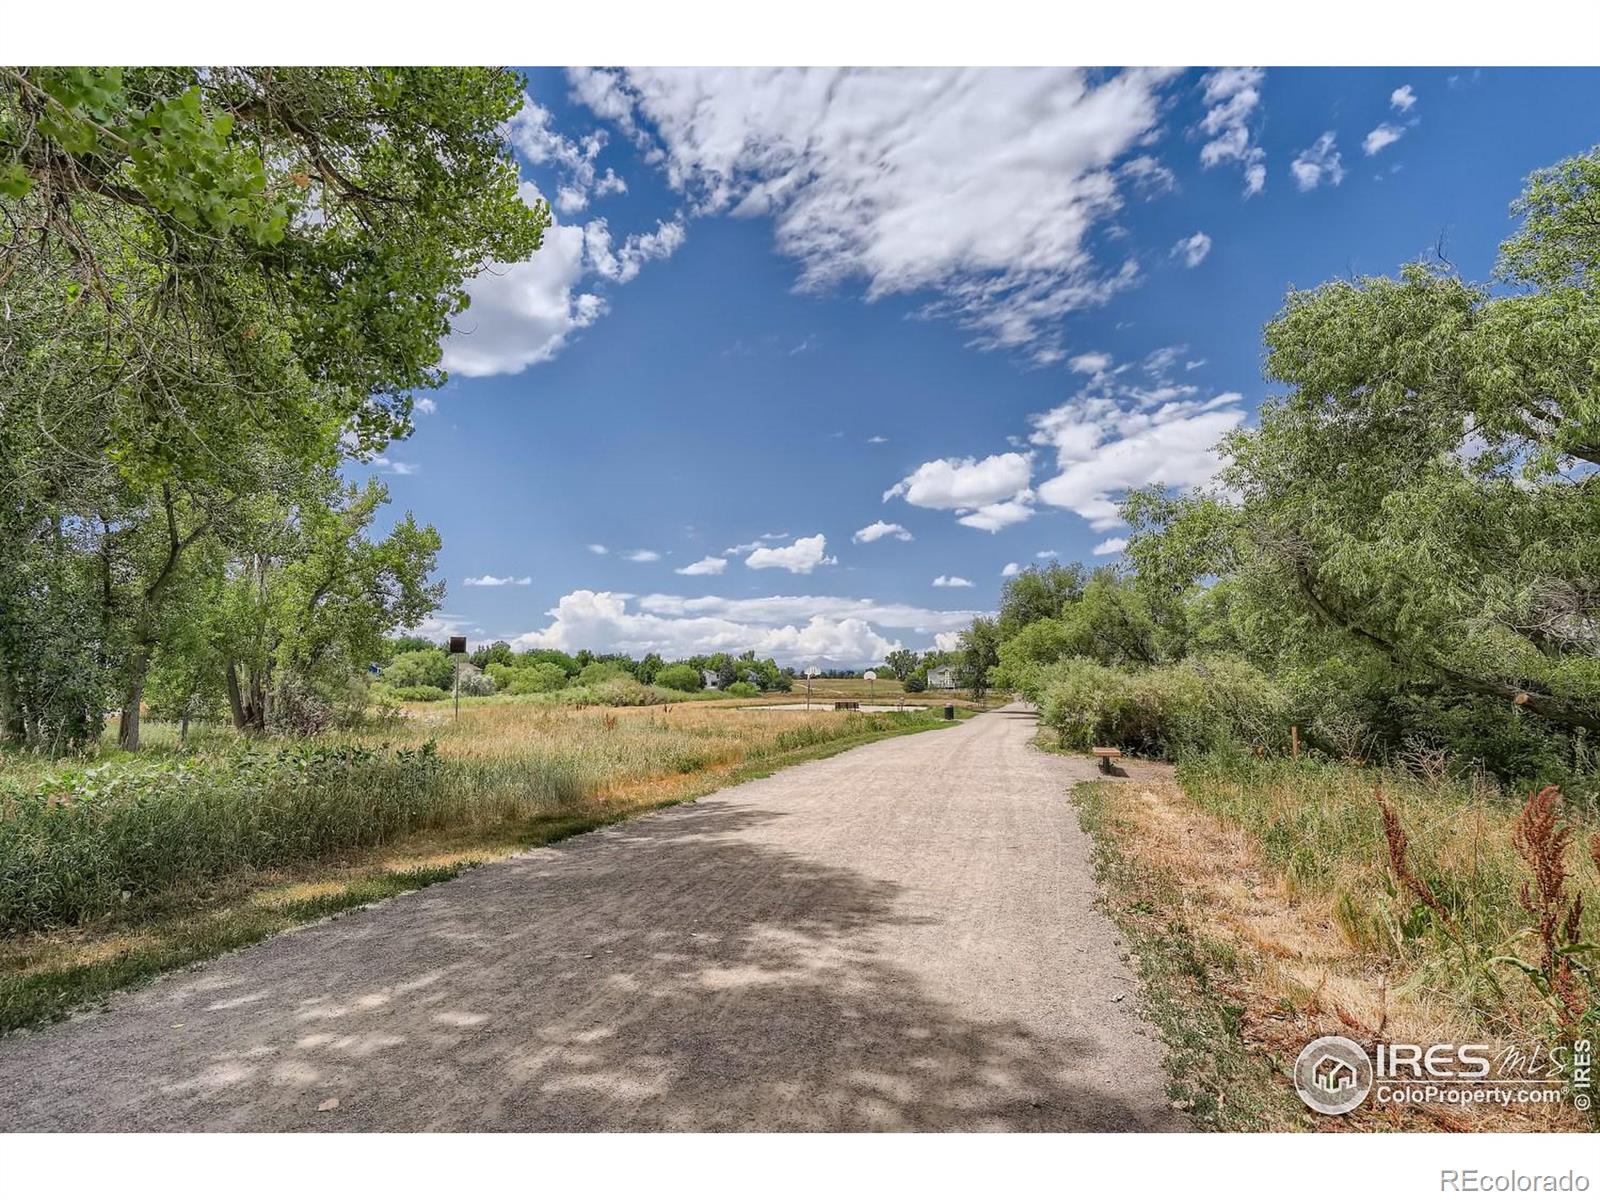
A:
<box><xmin>0</xmin><ymin>696</ymin><xmax>957</xmax><ymax>1031</ymax></box>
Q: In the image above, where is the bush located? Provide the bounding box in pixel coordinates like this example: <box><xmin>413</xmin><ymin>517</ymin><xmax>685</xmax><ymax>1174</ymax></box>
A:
<box><xmin>383</xmin><ymin>649</ymin><xmax>453</xmax><ymax>690</ymax></box>
<box><xmin>1039</xmin><ymin>656</ymin><xmax>1287</xmax><ymax>760</ymax></box>
<box><xmin>388</xmin><ymin>685</ymin><xmax>451</xmax><ymax>702</ymax></box>
<box><xmin>725</xmin><ymin>681</ymin><xmax>759</xmax><ymax>698</ymax></box>
<box><xmin>654</xmin><ymin>664</ymin><xmax>702</xmax><ymax>692</ymax></box>
<box><xmin>577</xmin><ymin>661</ymin><xmax>628</xmax><ymax>687</ymax></box>
<box><xmin>457</xmin><ymin>670</ymin><xmax>496</xmax><ymax>697</ymax></box>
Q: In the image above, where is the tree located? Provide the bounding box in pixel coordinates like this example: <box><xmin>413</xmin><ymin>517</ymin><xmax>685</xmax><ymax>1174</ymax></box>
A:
<box><xmin>959</xmin><ymin>617</ymin><xmax>1001</xmax><ymax>701</ymax></box>
<box><xmin>1</xmin><ymin>68</ymin><xmax>544</xmax><ymax>749</ymax></box>
<box><xmin>883</xmin><ymin>648</ymin><xmax>920</xmax><ymax>681</ymax></box>
<box><xmin>998</xmin><ymin>563</ymin><xmax>1088</xmax><ymax>637</ymax></box>
<box><xmin>1128</xmin><ymin>148</ymin><xmax>1600</xmax><ymax>747</ymax></box>
<box><xmin>655</xmin><ymin>664</ymin><xmax>702</xmax><ymax>692</ymax></box>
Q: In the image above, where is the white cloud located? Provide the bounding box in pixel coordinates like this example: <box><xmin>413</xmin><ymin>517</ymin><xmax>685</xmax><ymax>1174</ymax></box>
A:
<box><xmin>626</xmin><ymin>550</ymin><xmax>661</xmax><ymax>563</ymax></box>
<box><xmin>1029</xmin><ymin>348</ymin><xmax>1247</xmax><ymax>532</ymax></box>
<box><xmin>1092</xmin><ymin>537</ymin><xmax>1129</xmax><ymax>556</ymax></box>
<box><xmin>638</xmin><ymin>593</ymin><xmax>980</xmax><ymax>634</ymax></box>
<box><xmin>956</xmin><ymin>497</ymin><xmax>1036</xmax><ymax>533</ymax></box>
<box><xmin>1363</xmin><ymin>124</ymin><xmax>1405</xmax><ymax>156</ymax></box>
<box><xmin>1171</xmin><ymin>231</ymin><xmax>1212</xmax><ymax>268</ymax></box>
<box><xmin>933</xmin><ymin>631</ymin><xmax>965</xmax><ymax>653</ymax></box>
<box><xmin>867</xmin><ymin>435</ymin><xmax>889</xmax><ymax>445</ymax></box>
<box><xmin>1390</xmin><ymin>84</ymin><xmax>1416</xmax><ymax>112</ymax></box>
<box><xmin>1069</xmin><ymin>351</ymin><xmax>1113</xmax><ymax>375</ymax></box>
<box><xmin>1197</xmin><ymin>68</ymin><xmax>1267</xmax><ymax>197</ymax></box>
<box><xmin>584</xmin><ymin>217</ymin><xmax>687</xmax><ymax>284</ymax></box>
<box><xmin>463</xmin><ymin>574</ymin><xmax>532</xmax><ymax>587</ymax></box>
<box><xmin>1035</xmin><ymin>550</ymin><xmax>1058</xmax><ymax>558</ymax></box>
<box><xmin>675</xmin><ymin>555</ymin><xmax>727</xmax><ymax>576</ymax></box>
<box><xmin>414</xmin><ymin>397</ymin><xmax>437</xmax><ymax>415</ymax></box>
<box><xmin>852</xmin><ymin>521</ymin><xmax>913</xmax><ymax>544</ymax></box>
<box><xmin>885</xmin><ymin>453</ymin><xmax>1032</xmax><ymax>510</ymax></box>
<box><xmin>724</xmin><ymin>532</ymin><xmax>791</xmax><ymax>555</ymax></box>
<box><xmin>1120</xmin><ymin>155</ymin><xmax>1176</xmax><ymax>198</ymax></box>
<box><xmin>1001</xmin><ymin>562</ymin><xmax>1021</xmax><ymax>577</ymax></box>
<box><xmin>571</xmin><ymin>67</ymin><xmax>1179</xmax><ymax>361</ymax></box>
<box><xmin>370</xmin><ymin>456</ymin><xmax>419</xmax><ymax>476</ymax></box>
<box><xmin>932</xmin><ymin>575</ymin><xmax>975</xmax><ymax>588</ymax></box>
<box><xmin>511</xmin><ymin>590</ymin><xmax>896</xmax><ymax>666</ymax></box>
<box><xmin>441</xmin><ymin>185</ymin><xmax>605</xmax><ymax>378</ymax></box>
<box><xmin>744</xmin><ymin>534</ymin><xmax>836</xmax><ymax>574</ymax></box>
<box><xmin>504</xmin><ymin>97</ymin><xmax>627</xmax><ymax>214</ymax></box>
<box><xmin>587</xmin><ymin>543</ymin><xmax>609</xmax><ymax>555</ymax></box>
<box><xmin>1290</xmin><ymin>133</ymin><xmax>1346</xmax><ymax>191</ymax></box>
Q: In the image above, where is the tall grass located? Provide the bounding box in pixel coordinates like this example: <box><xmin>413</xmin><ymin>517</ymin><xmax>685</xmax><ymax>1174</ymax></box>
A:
<box><xmin>0</xmin><ymin>700</ymin><xmax>943</xmax><ymax>936</ymax></box>
<box><xmin>1175</xmin><ymin>753</ymin><xmax>1600</xmax><ymax>1039</ymax></box>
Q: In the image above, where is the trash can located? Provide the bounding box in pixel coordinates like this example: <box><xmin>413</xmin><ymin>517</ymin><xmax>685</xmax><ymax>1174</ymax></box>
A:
<box><xmin>943</xmin><ymin>705</ymin><xmax>955</xmax><ymax>720</ymax></box>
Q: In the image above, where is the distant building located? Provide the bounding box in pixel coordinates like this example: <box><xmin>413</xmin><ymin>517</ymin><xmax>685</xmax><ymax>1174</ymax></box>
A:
<box><xmin>927</xmin><ymin>665</ymin><xmax>957</xmax><ymax>690</ymax></box>
<box><xmin>701</xmin><ymin>670</ymin><xmax>722</xmax><ymax>690</ymax></box>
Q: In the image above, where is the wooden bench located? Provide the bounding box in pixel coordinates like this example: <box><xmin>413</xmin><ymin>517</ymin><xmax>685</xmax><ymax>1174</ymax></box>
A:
<box><xmin>1092</xmin><ymin>746</ymin><xmax>1124</xmax><ymax>774</ymax></box>
<box><xmin>833</xmin><ymin>700</ymin><xmax>860</xmax><ymax>711</ymax></box>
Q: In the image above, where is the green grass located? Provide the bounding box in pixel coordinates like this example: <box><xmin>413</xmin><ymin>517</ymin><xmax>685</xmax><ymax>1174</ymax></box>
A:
<box><xmin>0</xmin><ymin>703</ymin><xmax>958</xmax><ymax>1033</ymax></box>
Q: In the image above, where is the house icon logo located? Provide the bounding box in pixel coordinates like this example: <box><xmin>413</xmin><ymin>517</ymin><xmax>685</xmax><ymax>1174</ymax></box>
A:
<box><xmin>1294</xmin><ymin>1035</ymin><xmax>1373</xmax><ymax>1115</ymax></box>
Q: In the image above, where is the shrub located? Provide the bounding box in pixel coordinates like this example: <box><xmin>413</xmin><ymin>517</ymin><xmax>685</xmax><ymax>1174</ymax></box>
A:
<box><xmin>725</xmin><ymin>681</ymin><xmax>759</xmax><ymax>698</ymax></box>
<box><xmin>577</xmin><ymin>661</ymin><xmax>628</xmax><ymax>687</ymax></box>
<box><xmin>1039</xmin><ymin>656</ymin><xmax>1287</xmax><ymax>760</ymax></box>
<box><xmin>383</xmin><ymin>649</ymin><xmax>453</xmax><ymax>690</ymax></box>
<box><xmin>654</xmin><ymin>664</ymin><xmax>702</xmax><ymax>692</ymax></box>
<box><xmin>457</xmin><ymin>670</ymin><xmax>496</xmax><ymax>697</ymax></box>
<box><xmin>389</xmin><ymin>685</ymin><xmax>451</xmax><ymax>702</ymax></box>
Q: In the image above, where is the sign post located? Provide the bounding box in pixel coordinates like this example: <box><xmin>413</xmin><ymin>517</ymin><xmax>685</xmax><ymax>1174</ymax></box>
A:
<box><xmin>863</xmin><ymin>670</ymin><xmax>876</xmax><ymax>704</ymax></box>
<box><xmin>803</xmin><ymin>666</ymin><xmax>820</xmax><ymax>710</ymax></box>
<box><xmin>449</xmin><ymin>635</ymin><xmax>468</xmax><ymax>721</ymax></box>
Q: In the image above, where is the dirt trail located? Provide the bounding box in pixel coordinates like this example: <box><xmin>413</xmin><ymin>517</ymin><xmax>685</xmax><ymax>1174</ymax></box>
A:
<box><xmin>0</xmin><ymin>705</ymin><xmax>1180</xmax><ymax>1131</ymax></box>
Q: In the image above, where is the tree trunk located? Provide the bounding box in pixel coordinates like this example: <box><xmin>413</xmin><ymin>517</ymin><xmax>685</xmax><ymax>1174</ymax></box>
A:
<box><xmin>226</xmin><ymin>662</ymin><xmax>248</xmax><ymax>730</ymax></box>
<box><xmin>118</xmin><ymin>668</ymin><xmax>145</xmax><ymax>752</ymax></box>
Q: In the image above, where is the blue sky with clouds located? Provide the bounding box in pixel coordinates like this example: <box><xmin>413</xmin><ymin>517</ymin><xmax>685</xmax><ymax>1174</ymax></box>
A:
<box><xmin>360</xmin><ymin>67</ymin><xmax>1600</xmax><ymax>665</ymax></box>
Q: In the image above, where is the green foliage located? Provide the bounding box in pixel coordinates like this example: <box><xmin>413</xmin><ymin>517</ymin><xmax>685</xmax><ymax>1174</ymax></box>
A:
<box><xmin>383</xmin><ymin>650</ymin><xmax>453</xmax><ymax>691</ymax></box>
<box><xmin>576</xmin><ymin>661</ymin><xmax>628</xmax><ymax>687</ymax></box>
<box><xmin>883</xmin><ymin>648</ymin><xmax>920</xmax><ymax>681</ymax></box>
<box><xmin>386</xmin><ymin>685</ymin><xmax>451</xmax><ymax>702</ymax></box>
<box><xmin>1038</xmin><ymin>657</ymin><xmax>1288</xmax><ymax>760</ymax></box>
<box><xmin>725</xmin><ymin>681</ymin><xmax>760</xmax><ymax>698</ymax></box>
<box><xmin>654</xmin><ymin>664</ymin><xmax>703</xmax><ymax>692</ymax></box>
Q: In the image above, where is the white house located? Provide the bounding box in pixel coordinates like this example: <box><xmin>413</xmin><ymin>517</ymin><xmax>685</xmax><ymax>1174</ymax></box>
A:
<box><xmin>927</xmin><ymin>665</ymin><xmax>957</xmax><ymax>690</ymax></box>
<box><xmin>701</xmin><ymin>670</ymin><xmax>722</xmax><ymax>690</ymax></box>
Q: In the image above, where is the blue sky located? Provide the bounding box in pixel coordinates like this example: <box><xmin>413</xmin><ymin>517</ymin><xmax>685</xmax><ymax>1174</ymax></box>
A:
<box><xmin>361</xmin><ymin>67</ymin><xmax>1600</xmax><ymax>665</ymax></box>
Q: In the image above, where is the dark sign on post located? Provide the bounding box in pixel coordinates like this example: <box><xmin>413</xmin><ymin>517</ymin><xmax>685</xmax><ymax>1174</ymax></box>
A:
<box><xmin>448</xmin><ymin>635</ymin><xmax>467</xmax><ymax>655</ymax></box>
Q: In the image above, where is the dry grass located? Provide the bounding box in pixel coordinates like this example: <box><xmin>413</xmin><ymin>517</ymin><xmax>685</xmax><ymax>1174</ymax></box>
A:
<box><xmin>1076</xmin><ymin>761</ymin><xmax>1596</xmax><ymax>1131</ymax></box>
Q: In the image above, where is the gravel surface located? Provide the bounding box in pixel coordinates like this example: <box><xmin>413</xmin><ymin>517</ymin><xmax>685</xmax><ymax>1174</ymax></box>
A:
<box><xmin>0</xmin><ymin>705</ymin><xmax>1181</xmax><ymax>1131</ymax></box>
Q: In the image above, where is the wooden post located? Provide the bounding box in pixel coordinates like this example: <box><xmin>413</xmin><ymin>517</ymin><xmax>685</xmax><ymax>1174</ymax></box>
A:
<box><xmin>1291</xmin><ymin>724</ymin><xmax>1300</xmax><ymax>760</ymax></box>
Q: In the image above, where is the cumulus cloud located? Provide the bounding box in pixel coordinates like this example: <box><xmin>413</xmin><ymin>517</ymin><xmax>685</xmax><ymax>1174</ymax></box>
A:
<box><xmin>867</xmin><ymin>435</ymin><xmax>889</xmax><ymax>444</ymax></box>
<box><xmin>570</xmin><ymin>67</ymin><xmax>1180</xmax><ymax>361</ymax></box>
<box><xmin>744</xmin><ymin>534</ymin><xmax>836</xmax><ymax>574</ymax></box>
<box><xmin>853</xmin><ymin>521</ymin><xmax>913</xmax><ymax>544</ymax></box>
<box><xmin>414</xmin><ymin>397</ymin><xmax>437</xmax><ymax>415</ymax></box>
<box><xmin>440</xmin><ymin>185</ymin><xmax>606</xmax><ymax>377</ymax></box>
<box><xmin>1363</xmin><ymin>123</ymin><xmax>1405</xmax><ymax>156</ymax></box>
<box><xmin>1290</xmin><ymin>133</ymin><xmax>1346</xmax><ymax>191</ymax></box>
<box><xmin>884</xmin><ymin>455</ymin><xmax>1032</xmax><ymax>508</ymax></box>
<box><xmin>462</xmin><ymin>574</ymin><xmax>532</xmax><ymax>587</ymax></box>
<box><xmin>1069</xmin><ymin>351</ymin><xmax>1113</xmax><ymax>375</ymax></box>
<box><xmin>1390</xmin><ymin>84</ymin><xmax>1416</xmax><ymax>112</ymax></box>
<box><xmin>587</xmin><ymin>543</ymin><xmax>609</xmax><ymax>555</ymax></box>
<box><xmin>675</xmin><ymin>555</ymin><xmax>727</xmax><ymax>576</ymax></box>
<box><xmin>1197</xmin><ymin>68</ymin><xmax>1267</xmax><ymax>197</ymax></box>
<box><xmin>1092</xmin><ymin>537</ymin><xmax>1129</xmax><ymax>556</ymax></box>
<box><xmin>956</xmin><ymin>497</ymin><xmax>1036</xmax><ymax>533</ymax></box>
<box><xmin>626</xmin><ymin>549</ymin><xmax>661</xmax><ymax>563</ymax></box>
<box><xmin>1171</xmin><ymin>231</ymin><xmax>1212</xmax><ymax>268</ymax></box>
<box><xmin>1028</xmin><ymin>349</ymin><xmax>1247</xmax><ymax>531</ymax></box>
<box><xmin>369</xmin><ymin>456</ymin><xmax>419</xmax><ymax>476</ymax></box>
<box><xmin>932</xmin><ymin>575</ymin><xmax>974</xmax><ymax>588</ymax></box>
<box><xmin>1001</xmin><ymin>562</ymin><xmax>1022</xmax><ymax>577</ymax></box>
<box><xmin>724</xmin><ymin>532</ymin><xmax>791</xmax><ymax>555</ymax></box>
<box><xmin>510</xmin><ymin>590</ymin><xmax>985</xmax><ymax>667</ymax></box>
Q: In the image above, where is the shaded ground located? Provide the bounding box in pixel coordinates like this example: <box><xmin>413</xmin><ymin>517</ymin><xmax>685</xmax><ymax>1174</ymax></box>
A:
<box><xmin>0</xmin><ymin>705</ymin><xmax>1179</xmax><ymax>1132</ymax></box>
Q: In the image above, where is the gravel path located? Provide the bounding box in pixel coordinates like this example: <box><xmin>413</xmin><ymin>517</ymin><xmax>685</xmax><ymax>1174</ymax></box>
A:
<box><xmin>0</xmin><ymin>705</ymin><xmax>1180</xmax><ymax>1131</ymax></box>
